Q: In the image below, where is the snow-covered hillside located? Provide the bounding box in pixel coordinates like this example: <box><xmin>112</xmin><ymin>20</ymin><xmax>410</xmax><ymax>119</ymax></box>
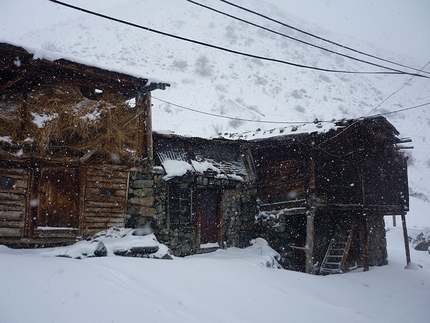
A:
<box><xmin>3</xmin><ymin>0</ymin><xmax>429</xmax><ymax>201</ymax></box>
<box><xmin>1</xmin><ymin>1</ymin><xmax>429</xmax><ymax>322</ymax></box>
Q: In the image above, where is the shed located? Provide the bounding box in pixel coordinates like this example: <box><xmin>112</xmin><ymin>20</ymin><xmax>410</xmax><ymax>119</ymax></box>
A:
<box><xmin>249</xmin><ymin>116</ymin><xmax>410</xmax><ymax>273</ymax></box>
<box><xmin>0</xmin><ymin>42</ymin><xmax>168</xmax><ymax>246</ymax></box>
<box><xmin>126</xmin><ymin>132</ymin><xmax>258</xmax><ymax>256</ymax></box>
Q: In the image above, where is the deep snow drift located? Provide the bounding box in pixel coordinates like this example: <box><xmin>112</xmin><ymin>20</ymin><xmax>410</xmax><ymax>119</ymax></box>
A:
<box><xmin>0</xmin><ymin>207</ymin><xmax>429</xmax><ymax>323</ymax></box>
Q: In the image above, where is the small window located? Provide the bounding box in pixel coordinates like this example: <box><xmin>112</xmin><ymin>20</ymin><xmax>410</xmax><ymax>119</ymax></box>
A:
<box><xmin>0</xmin><ymin>176</ymin><xmax>14</xmax><ymax>189</ymax></box>
<box><xmin>169</xmin><ymin>184</ymin><xmax>191</xmax><ymax>225</ymax></box>
<box><xmin>101</xmin><ymin>187</ymin><xmax>115</xmax><ymax>197</ymax></box>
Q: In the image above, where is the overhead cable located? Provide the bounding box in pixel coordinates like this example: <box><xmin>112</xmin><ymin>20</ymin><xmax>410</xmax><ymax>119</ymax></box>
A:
<box><xmin>186</xmin><ymin>0</ymin><xmax>427</xmax><ymax>78</ymax></box>
<box><xmin>153</xmin><ymin>96</ymin><xmax>430</xmax><ymax>124</ymax></box>
<box><xmin>218</xmin><ymin>0</ymin><xmax>430</xmax><ymax>76</ymax></box>
<box><xmin>152</xmin><ymin>96</ymin><xmax>327</xmax><ymax>124</ymax></box>
<box><xmin>366</xmin><ymin>61</ymin><xmax>430</xmax><ymax>116</ymax></box>
<box><xmin>48</xmin><ymin>0</ymin><xmax>420</xmax><ymax>76</ymax></box>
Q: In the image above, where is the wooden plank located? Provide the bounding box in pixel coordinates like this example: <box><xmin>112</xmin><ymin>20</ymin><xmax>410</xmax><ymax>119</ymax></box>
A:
<box><xmin>85</xmin><ymin>187</ymin><xmax>127</xmax><ymax>198</ymax></box>
<box><xmin>33</xmin><ymin>229</ymin><xmax>79</xmax><ymax>239</ymax></box>
<box><xmin>84</xmin><ymin>216</ymin><xmax>125</xmax><ymax>224</ymax></box>
<box><xmin>0</xmin><ymin>220</ymin><xmax>24</xmax><ymax>228</ymax></box>
<box><xmin>84</xmin><ymin>200</ymin><xmax>126</xmax><ymax>209</ymax></box>
<box><xmin>0</xmin><ymin>168</ymin><xmax>28</xmax><ymax>176</ymax></box>
<box><xmin>86</xmin><ymin>180</ymin><xmax>128</xmax><ymax>190</ymax></box>
<box><xmin>83</xmin><ymin>212</ymin><xmax>125</xmax><ymax>219</ymax></box>
<box><xmin>86</xmin><ymin>172</ymin><xmax>129</xmax><ymax>180</ymax></box>
<box><xmin>0</xmin><ymin>200</ymin><xmax>26</xmax><ymax>209</ymax></box>
<box><xmin>0</xmin><ymin>211</ymin><xmax>24</xmax><ymax>221</ymax></box>
<box><xmin>0</xmin><ymin>227</ymin><xmax>22</xmax><ymax>237</ymax></box>
<box><xmin>0</xmin><ymin>192</ymin><xmax>26</xmax><ymax>200</ymax></box>
<box><xmin>86</xmin><ymin>168</ymin><xmax>129</xmax><ymax>178</ymax></box>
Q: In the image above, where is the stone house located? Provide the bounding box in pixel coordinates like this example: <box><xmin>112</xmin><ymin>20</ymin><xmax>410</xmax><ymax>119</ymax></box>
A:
<box><xmin>126</xmin><ymin>132</ymin><xmax>258</xmax><ymax>256</ymax></box>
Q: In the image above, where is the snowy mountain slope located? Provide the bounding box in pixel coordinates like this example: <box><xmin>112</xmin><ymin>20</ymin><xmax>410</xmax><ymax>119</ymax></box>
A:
<box><xmin>2</xmin><ymin>1</ymin><xmax>429</xmax><ymax>216</ymax></box>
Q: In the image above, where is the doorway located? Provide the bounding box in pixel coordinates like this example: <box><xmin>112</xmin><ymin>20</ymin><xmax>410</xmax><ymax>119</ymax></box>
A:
<box><xmin>37</xmin><ymin>167</ymin><xmax>79</xmax><ymax>229</ymax></box>
<box><xmin>196</xmin><ymin>189</ymin><xmax>221</xmax><ymax>246</ymax></box>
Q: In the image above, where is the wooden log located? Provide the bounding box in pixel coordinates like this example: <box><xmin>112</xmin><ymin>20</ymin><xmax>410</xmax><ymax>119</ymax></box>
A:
<box><xmin>305</xmin><ymin>210</ymin><xmax>315</xmax><ymax>274</ymax></box>
<box><xmin>0</xmin><ymin>227</ymin><xmax>22</xmax><ymax>237</ymax></box>
<box><xmin>363</xmin><ymin>216</ymin><xmax>369</xmax><ymax>272</ymax></box>
<box><xmin>401</xmin><ymin>213</ymin><xmax>411</xmax><ymax>266</ymax></box>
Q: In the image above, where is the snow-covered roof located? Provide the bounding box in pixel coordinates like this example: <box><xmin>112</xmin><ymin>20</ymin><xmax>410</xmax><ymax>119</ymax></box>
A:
<box><xmin>0</xmin><ymin>42</ymin><xmax>170</xmax><ymax>97</ymax></box>
<box><xmin>153</xmin><ymin>132</ymin><xmax>248</xmax><ymax>181</ymax></box>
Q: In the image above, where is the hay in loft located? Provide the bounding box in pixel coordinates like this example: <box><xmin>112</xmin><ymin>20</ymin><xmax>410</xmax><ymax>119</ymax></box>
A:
<box><xmin>0</xmin><ymin>83</ymin><xmax>140</xmax><ymax>160</ymax></box>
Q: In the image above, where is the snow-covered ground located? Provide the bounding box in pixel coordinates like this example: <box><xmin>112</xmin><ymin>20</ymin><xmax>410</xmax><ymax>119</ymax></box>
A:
<box><xmin>0</xmin><ymin>209</ymin><xmax>429</xmax><ymax>323</ymax></box>
<box><xmin>1</xmin><ymin>1</ymin><xmax>430</xmax><ymax>322</ymax></box>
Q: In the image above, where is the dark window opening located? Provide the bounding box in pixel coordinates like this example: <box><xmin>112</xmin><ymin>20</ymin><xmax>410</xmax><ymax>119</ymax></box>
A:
<box><xmin>169</xmin><ymin>184</ymin><xmax>191</xmax><ymax>225</ymax></box>
<box><xmin>101</xmin><ymin>187</ymin><xmax>115</xmax><ymax>197</ymax></box>
<box><xmin>0</xmin><ymin>176</ymin><xmax>14</xmax><ymax>189</ymax></box>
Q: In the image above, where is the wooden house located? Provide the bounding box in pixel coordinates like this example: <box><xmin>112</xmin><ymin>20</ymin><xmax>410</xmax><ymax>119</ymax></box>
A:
<box><xmin>249</xmin><ymin>116</ymin><xmax>410</xmax><ymax>273</ymax></box>
<box><xmin>0</xmin><ymin>42</ymin><xmax>168</xmax><ymax>246</ymax></box>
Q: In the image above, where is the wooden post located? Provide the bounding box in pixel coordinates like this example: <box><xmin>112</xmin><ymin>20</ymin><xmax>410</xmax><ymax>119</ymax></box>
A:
<box><xmin>392</xmin><ymin>215</ymin><xmax>396</xmax><ymax>227</ymax></box>
<box><xmin>305</xmin><ymin>210</ymin><xmax>315</xmax><ymax>274</ymax></box>
<box><xmin>363</xmin><ymin>215</ymin><xmax>369</xmax><ymax>272</ymax></box>
<box><xmin>136</xmin><ymin>91</ymin><xmax>153</xmax><ymax>161</ymax></box>
<box><xmin>401</xmin><ymin>213</ymin><xmax>411</xmax><ymax>266</ymax></box>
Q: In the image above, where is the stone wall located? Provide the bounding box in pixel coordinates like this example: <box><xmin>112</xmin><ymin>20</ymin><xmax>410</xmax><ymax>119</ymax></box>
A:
<box><xmin>367</xmin><ymin>215</ymin><xmax>388</xmax><ymax>266</ymax></box>
<box><xmin>126</xmin><ymin>167</ymin><xmax>258</xmax><ymax>256</ymax></box>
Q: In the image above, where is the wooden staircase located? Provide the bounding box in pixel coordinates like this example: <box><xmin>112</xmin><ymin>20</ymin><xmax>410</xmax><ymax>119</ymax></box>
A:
<box><xmin>320</xmin><ymin>222</ymin><xmax>356</xmax><ymax>275</ymax></box>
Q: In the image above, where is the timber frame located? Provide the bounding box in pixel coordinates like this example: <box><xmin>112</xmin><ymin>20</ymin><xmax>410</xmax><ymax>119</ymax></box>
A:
<box><xmin>250</xmin><ymin>116</ymin><xmax>410</xmax><ymax>273</ymax></box>
<box><xmin>0</xmin><ymin>42</ymin><xmax>169</xmax><ymax>246</ymax></box>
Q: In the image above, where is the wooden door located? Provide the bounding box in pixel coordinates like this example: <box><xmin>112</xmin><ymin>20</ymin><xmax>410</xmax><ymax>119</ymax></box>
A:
<box><xmin>196</xmin><ymin>189</ymin><xmax>221</xmax><ymax>245</ymax></box>
<box><xmin>37</xmin><ymin>168</ymin><xmax>79</xmax><ymax>229</ymax></box>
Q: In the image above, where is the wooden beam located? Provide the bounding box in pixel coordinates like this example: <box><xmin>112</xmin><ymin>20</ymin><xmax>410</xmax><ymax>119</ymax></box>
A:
<box><xmin>137</xmin><ymin>91</ymin><xmax>153</xmax><ymax>160</ymax></box>
<box><xmin>401</xmin><ymin>213</ymin><xmax>411</xmax><ymax>266</ymax></box>
<box><xmin>363</xmin><ymin>215</ymin><xmax>369</xmax><ymax>271</ymax></box>
<box><xmin>305</xmin><ymin>209</ymin><xmax>315</xmax><ymax>274</ymax></box>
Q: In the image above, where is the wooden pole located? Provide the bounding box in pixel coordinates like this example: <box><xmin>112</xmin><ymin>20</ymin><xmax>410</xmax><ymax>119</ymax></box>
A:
<box><xmin>401</xmin><ymin>213</ymin><xmax>411</xmax><ymax>266</ymax></box>
<box><xmin>305</xmin><ymin>210</ymin><xmax>315</xmax><ymax>274</ymax></box>
<box><xmin>363</xmin><ymin>215</ymin><xmax>369</xmax><ymax>272</ymax></box>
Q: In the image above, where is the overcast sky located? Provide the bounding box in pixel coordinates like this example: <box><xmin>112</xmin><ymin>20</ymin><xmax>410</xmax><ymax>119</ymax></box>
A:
<box><xmin>1</xmin><ymin>0</ymin><xmax>429</xmax><ymax>63</ymax></box>
<box><xmin>272</xmin><ymin>0</ymin><xmax>430</xmax><ymax>62</ymax></box>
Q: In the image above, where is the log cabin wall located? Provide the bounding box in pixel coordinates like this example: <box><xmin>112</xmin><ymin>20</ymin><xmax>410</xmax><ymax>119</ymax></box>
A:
<box><xmin>251</xmin><ymin>137</ymin><xmax>309</xmax><ymax>212</ymax></box>
<box><xmin>0</xmin><ymin>166</ymin><xmax>29</xmax><ymax>239</ymax></box>
<box><xmin>82</xmin><ymin>166</ymin><xmax>130</xmax><ymax>236</ymax></box>
<box><xmin>0</xmin><ymin>42</ymin><xmax>169</xmax><ymax>246</ymax></box>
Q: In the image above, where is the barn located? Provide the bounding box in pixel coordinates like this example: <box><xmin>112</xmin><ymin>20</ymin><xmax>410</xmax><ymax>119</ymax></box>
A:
<box><xmin>0</xmin><ymin>42</ymin><xmax>168</xmax><ymax>246</ymax></box>
<box><xmin>247</xmin><ymin>117</ymin><xmax>411</xmax><ymax>273</ymax></box>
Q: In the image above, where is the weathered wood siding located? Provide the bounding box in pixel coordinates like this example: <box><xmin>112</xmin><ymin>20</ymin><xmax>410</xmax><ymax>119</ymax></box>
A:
<box><xmin>361</xmin><ymin>141</ymin><xmax>409</xmax><ymax>209</ymax></box>
<box><xmin>0</xmin><ymin>168</ymin><xmax>28</xmax><ymax>238</ymax></box>
<box><xmin>252</xmin><ymin>142</ymin><xmax>307</xmax><ymax>210</ymax></box>
<box><xmin>83</xmin><ymin>167</ymin><xmax>129</xmax><ymax>234</ymax></box>
<box><xmin>315</xmin><ymin>122</ymin><xmax>409</xmax><ymax>211</ymax></box>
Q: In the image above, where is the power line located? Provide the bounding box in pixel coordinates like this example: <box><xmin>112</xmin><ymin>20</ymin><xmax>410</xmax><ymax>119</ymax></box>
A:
<box><xmin>373</xmin><ymin>101</ymin><xmax>430</xmax><ymax>117</ymax></box>
<box><xmin>153</xmin><ymin>96</ymin><xmax>430</xmax><ymax>125</ymax></box>
<box><xmin>49</xmin><ymin>0</ymin><xmax>420</xmax><ymax>76</ymax></box>
<box><xmin>186</xmin><ymin>0</ymin><xmax>428</xmax><ymax>78</ymax></box>
<box><xmin>152</xmin><ymin>96</ymin><xmax>326</xmax><ymax>124</ymax></box>
<box><xmin>366</xmin><ymin>61</ymin><xmax>430</xmax><ymax>116</ymax></box>
<box><xmin>218</xmin><ymin>0</ymin><xmax>430</xmax><ymax>76</ymax></box>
